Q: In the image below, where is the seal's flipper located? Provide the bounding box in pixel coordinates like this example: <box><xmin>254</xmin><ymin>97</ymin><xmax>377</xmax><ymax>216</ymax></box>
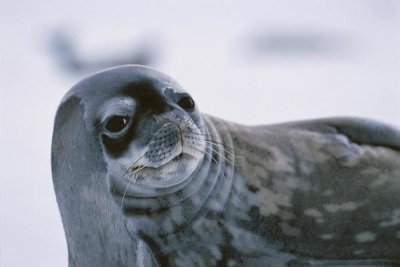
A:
<box><xmin>287</xmin><ymin>117</ymin><xmax>400</xmax><ymax>151</ymax></box>
<box><xmin>323</xmin><ymin>118</ymin><xmax>400</xmax><ymax>151</ymax></box>
<box><xmin>289</xmin><ymin>259</ymin><xmax>400</xmax><ymax>267</ymax></box>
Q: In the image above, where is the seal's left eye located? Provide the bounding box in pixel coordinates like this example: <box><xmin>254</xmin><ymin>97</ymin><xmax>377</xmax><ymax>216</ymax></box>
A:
<box><xmin>178</xmin><ymin>96</ymin><xmax>195</xmax><ymax>111</ymax></box>
<box><xmin>106</xmin><ymin>116</ymin><xmax>129</xmax><ymax>132</ymax></box>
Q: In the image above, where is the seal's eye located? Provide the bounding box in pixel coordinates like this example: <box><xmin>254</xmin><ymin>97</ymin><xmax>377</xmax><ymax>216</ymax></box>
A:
<box><xmin>106</xmin><ymin>116</ymin><xmax>129</xmax><ymax>132</ymax></box>
<box><xmin>178</xmin><ymin>96</ymin><xmax>195</xmax><ymax>111</ymax></box>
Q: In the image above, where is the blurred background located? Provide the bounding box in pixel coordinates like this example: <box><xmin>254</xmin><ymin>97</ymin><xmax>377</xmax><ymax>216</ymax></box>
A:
<box><xmin>1</xmin><ymin>0</ymin><xmax>399</xmax><ymax>266</ymax></box>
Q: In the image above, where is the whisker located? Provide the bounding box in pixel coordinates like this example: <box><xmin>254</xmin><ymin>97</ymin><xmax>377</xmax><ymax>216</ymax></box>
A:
<box><xmin>193</xmin><ymin>146</ymin><xmax>225</xmax><ymax>176</ymax></box>
<box><xmin>159</xmin><ymin>115</ymin><xmax>236</xmax><ymax>156</ymax></box>
<box><xmin>121</xmin><ymin>163</ymin><xmax>150</xmax><ymax>207</ymax></box>
<box><xmin>203</xmin><ymin>140</ymin><xmax>237</xmax><ymax>157</ymax></box>
<box><xmin>122</xmin><ymin>153</ymin><xmax>147</xmax><ymax>178</ymax></box>
<box><xmin>121</xmin><ymin>160</ymin><xmax>154</xmax><ymax>207</ymax></box>
<box><xmin>132</xmin><ymin>165</ymin><xmax>148</xmax><ymax>180</ymax></box>
<box><xmin>185</xmin><ymin>132</ymin><xmax>238</xmax><ymax>162</ymax></box>
<box><xmin>185</xmin><ymin>129</ymin><xmax>236</xmax><ymax>152</ymax></box>
<box><xmin>206</xmin><ymin>143</ymin><xmax>239</xmax><ymax>167</ymax></box>
<box><xmin>183</xmin><ymin>121</ymin><xmax>239</xmax><ymax>160</ymax></box>
<box><xmin>208</xmin><ymin>152</ymin><xmax>224</xmax><ymax>176</ymax></box>
<box><xmin>120</xmin><ymin>178</ymin><xmax>133</xmax><ymax>208</ymax></box>
<box><xmin>201</xmin><ymin>140</ymin><xmax>239</xmax><ymax>161</ymax></box>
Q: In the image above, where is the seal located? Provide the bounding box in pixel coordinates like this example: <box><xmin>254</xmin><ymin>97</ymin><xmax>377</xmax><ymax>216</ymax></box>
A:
<box><xmin>52</xmin><ymin>65</ymin><xmax>400</xmax><ymax>266</ymax></box>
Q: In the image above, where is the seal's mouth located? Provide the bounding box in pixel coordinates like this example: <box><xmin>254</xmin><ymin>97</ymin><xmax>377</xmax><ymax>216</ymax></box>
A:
<box><xmin>110</xmin><ymin>151</ymin><xmax>199</xmax><ymax>200</ymax></box>
<box><xmin>131</xmin><ymin>152</ymin><xmax>190</xmax><ymax>172</ymax></box>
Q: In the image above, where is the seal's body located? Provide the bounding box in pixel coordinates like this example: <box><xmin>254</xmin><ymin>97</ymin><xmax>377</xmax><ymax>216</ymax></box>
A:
<box><xmin>52</xmin><ymin>65</ymin><xmax>400</xmax><ymax>266</ymax></box>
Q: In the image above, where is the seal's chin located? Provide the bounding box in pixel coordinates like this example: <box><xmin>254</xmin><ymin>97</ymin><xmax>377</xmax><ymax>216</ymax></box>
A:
<box><xmin>109</xmin><ymin>151</ymin><xmax>204</xmax><ymax>199</ymax></box>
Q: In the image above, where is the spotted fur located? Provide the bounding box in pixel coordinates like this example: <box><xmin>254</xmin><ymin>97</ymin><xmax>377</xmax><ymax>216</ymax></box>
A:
<box><xmin>52</xmin><ymin>66</ymin><xmax>400</xmax><ymax>267</ymax></box>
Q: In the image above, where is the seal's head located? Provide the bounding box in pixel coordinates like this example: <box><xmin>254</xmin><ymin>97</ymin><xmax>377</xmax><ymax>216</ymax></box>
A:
<box><xmin>68</xmin><ymin>65</ymin><xmax>206</xmax><ymax>204</ymax></box>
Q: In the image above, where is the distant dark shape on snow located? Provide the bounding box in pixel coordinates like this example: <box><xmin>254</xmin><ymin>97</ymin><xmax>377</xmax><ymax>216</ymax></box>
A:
<box><xmin>49</xmin><ymin>30</ymin><xmax>162</xmax><ymax>74</ymax></box>
<box><xmin>245</xmin><ymin>29</ymin><xmax>355</xmax><ymax>60</ymax></box>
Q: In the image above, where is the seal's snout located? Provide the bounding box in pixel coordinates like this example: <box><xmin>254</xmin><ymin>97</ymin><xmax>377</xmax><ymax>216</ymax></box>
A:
<box><xmin>145</xmin><ymin>123</ymin><xmax>181</xmax><ymax>167</ymax></box>
<box><xmin>144</xmin><ymin>118</ymin><xmax>205</xmax><ymax>168</ymax></box>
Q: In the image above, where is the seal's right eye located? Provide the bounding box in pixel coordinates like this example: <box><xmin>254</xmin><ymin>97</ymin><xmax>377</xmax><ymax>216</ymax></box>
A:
<box><xmin>106</xmin><ymin>116</ymin><xmax>129</xmax><ymax>132</ymax></box>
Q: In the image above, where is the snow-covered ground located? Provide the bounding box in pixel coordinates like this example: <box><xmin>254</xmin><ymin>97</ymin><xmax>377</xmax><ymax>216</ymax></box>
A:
<box><xmin>1</xmin><ymin>1</ymin><xmax>399</xmax><ymax>266</ymax></box>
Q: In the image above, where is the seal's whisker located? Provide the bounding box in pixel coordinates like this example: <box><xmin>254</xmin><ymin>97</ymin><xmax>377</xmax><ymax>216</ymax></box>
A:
<box><xmin>156</xmin><ymin>117</ymin><xmax>237</xmax><ymax>159</ymax></box>
<box><xmin>193</xmin><ymin>142</ymin><xmax>236</xmax><ymax>175</ymax></box>
<box><xmin>194</xmin><ymin>145</ymin><xmax>225</xmax><ymax>177</ymax></box>
<box><xmin>133</xmin><ymin>163</ymin><xmax>148</xmax><ymax>173</ymax></box>
<box><xmin>182</xmin><ymin>126</ymin><xmax>234</xmax><ymax>150</ymax></box>
<box><xmin>205</xmin><ymin>144</ymin><xmax>235</xmax><ymax>181</ymax></box>
<box><xmin>185</xmin><ymin>133</ymin><xmax>237</xmax><ymax>161</ymax></box>
<box><xmin>181</xmin><ymin>121</ymin><xmax>235</xmax><ymax>153</ymax></box>
<box><xmin>205</xmin><ymin>143</ymin><xmax>239</xmax><ymax>167</ymax></box>
<box><xmin>203</xmin><ymin>140</ymin><xmax>238</xmax><ymax>157</ymax></box>
<box><xmin>201</xmin><ymin>140</ymin><xmax>238</xmax><ymax>161</ymax></box>
<box><xmin>131</xmin><ymin>165</ymin><xmax>148</xmax><ymax>180</ymax></box>
<box><xmin>120</xmin><ymin>177</ymin><xmax>133</xmax><ymax>208</ymax></box>
<box><xmin>185</xmin><ymin>129</ymin><xmax>236</xmax><ymax>152</ymax></box>
<box><xmin>122</xmin><ymin>153</ymin><xmax>147</xmax><ymax>179</ymax></box>
<box><xmin>121</xmin><ymin>163</ymin><xmax>150</xmax><ymax>207</ymax></box>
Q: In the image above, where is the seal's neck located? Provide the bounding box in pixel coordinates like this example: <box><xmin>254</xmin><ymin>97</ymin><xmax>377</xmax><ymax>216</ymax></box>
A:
<box><xmin>200</xmin><ymin>115</ymin><xmax>238</xmax><ymax>211</ymax></box>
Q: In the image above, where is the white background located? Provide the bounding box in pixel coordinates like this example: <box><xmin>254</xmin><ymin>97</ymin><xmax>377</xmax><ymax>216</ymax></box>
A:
<box><xmin>1</xmin><ymin>1</ymin><xmax>399</xmax><ymax>266</ymax></box>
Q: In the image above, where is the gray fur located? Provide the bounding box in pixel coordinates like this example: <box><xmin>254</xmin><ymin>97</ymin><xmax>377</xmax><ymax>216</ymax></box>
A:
<box><xmin>52</xmin><ymin>65</ymin><xmax>400</xmax><ymax>266</ymax></box>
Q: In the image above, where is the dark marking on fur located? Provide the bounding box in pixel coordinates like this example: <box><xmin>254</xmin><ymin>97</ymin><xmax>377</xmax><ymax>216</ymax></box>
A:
<box><xmin>103</xmin><ymin>80</ymin><xmax>172</xmax><ymax>157</ymax></box>
<box><xmin>246</xmin><ymin>184</ymin><xmax>260</xmax><ymax>193</ymax></box>
<box><xmin>138</xmin><ymin>231</ymin><xmax>170</xmax><ymax>267</ymax></box>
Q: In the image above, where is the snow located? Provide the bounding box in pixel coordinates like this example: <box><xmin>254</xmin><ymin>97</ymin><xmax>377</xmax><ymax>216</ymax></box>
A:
<box><xmin>1</xmin><ymin>0</ymin><xmax>399</xmax><ymax>266</ymax></box>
